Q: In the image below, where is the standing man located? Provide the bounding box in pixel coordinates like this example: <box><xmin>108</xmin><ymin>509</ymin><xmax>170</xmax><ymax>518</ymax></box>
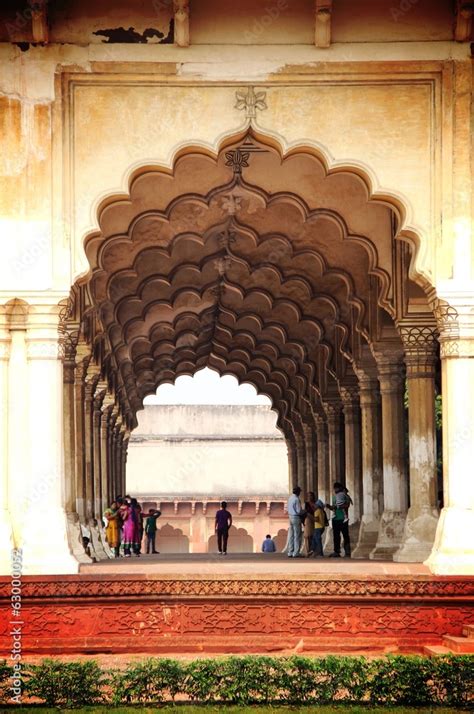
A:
<box><xmin>327</xmin><ymin>481</ymin><xmax>351</xmax><ymax>558</ymax></box>
<box><xmin>215</xmin><ymin>501</ymin><xmax>232</xmax><ymax>555</ymax></box>
<box><xmin>145</xmin><ymin>508</ymin><xmax>161</xmax><ymax>555</ymax></box>
<box><xmin>287</xmin><ymin>485</ymin><xmax>304</xmax><ymax>557</ymax></box>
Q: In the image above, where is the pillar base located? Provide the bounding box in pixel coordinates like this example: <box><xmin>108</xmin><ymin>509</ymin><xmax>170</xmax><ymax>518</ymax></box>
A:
<box><xmin>0</xmin><ymin>509</ymin><xmax>15</xmax><ymax>575</ymax></box>
<box><xmin>393</xmin><ymin>508</ymin><xmax>438</xmax><ymax>563</ymax></box>
<box><xmin>425</xmin><ymin>506</ymin><xmax>474</xmax><ymax>575</ymax></box>
<box><xmin>66</xmin><ymin>512</ymin><xmax>92</xmax><ymax>564</ymax></box>
<box><xmin>370</xmin><ymin>510</ymin><xmax>406</xmax><ymax>561</ymax></box>
<box><xmin>348</xmin><ymin>519</ymin><xmax>361</xmax><ymax>551</ymax></box>
<box><xmin>352</xmin><ymin>516</ymin><xmax>380</xmax><ymax>559</ymax></box>
<box><xmin>88</xmin><ymin>520</ymin><xmax>109</xmax><ymax>560</ymax></box>
<box><xmin>21</xmin><ymin>507</ymin><xmax>79</xmax><ymax>575</ymax></box>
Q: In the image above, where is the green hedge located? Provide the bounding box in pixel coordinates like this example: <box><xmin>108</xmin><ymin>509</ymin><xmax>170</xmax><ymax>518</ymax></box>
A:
<box><xmin>0</xmin><ymin>654</ymin><xmax>472</xmax><ymax>708</ymax></box>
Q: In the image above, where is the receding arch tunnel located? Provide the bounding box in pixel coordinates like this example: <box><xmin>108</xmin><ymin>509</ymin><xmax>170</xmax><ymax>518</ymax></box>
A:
<box><xmin>61</xmin><ymin>129</ymin><xmax>441</xmax><ymax>564</ymax></box>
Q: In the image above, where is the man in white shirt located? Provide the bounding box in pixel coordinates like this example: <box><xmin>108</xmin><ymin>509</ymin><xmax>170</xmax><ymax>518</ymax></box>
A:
<box><xmin>287</xmin><ymin>485</ymin><xmax>303</xmax><ymax>557</ymax></box>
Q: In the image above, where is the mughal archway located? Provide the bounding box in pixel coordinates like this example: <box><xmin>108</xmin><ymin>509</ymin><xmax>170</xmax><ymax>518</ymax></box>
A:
<box><xmin>59</xmin><ymin>127</ymin><xmax>444</xmax><ymax>568</ymax></box>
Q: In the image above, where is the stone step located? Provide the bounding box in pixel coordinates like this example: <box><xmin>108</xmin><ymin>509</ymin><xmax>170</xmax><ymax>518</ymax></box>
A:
<box><xmin>462</xmin><ymin>624</ymin><xmax>474</xmax><ymax>639</ymax></box>
<box><xmin>423</xmin><ymin>645</ymin><xmax>453</xmax><ymax>657</ymax></box>
<box><xmin>442</xmin><ymin>635</ymin><xmax>474</xmax><ymax>654</ymax></box>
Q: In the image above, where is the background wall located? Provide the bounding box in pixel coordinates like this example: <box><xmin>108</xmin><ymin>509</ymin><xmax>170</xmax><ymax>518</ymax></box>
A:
<box><xmin>127</xmin><ymin>404</ymin><xmax>289</xmax><ymax>498</ymax></box>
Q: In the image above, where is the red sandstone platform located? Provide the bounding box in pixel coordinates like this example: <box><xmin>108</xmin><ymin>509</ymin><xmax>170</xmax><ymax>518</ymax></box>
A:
<box><xmin>1</xmin><ymin>556</ymin><xmax>473</xmax><ymax>656</ymax></box>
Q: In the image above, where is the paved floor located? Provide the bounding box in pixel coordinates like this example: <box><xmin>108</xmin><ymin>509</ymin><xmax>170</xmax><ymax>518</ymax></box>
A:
<box><xmin>80</xmin><ymin>552</ymin><xmax>430</xmax><ymax>576</ymax></box>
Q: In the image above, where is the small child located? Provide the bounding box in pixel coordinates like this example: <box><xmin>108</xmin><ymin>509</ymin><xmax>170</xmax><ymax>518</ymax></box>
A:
<box><xmin>335</xmin><ymin>487</ymin><xmax>352</xmax><ymax>524</ymax></box>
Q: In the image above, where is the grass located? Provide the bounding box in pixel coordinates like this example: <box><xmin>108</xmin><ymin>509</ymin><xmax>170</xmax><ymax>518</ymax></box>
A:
<box><xmin>1</xmin><ymin>706</ymin><xmax>470</xmax><ymax>713</ymax></box>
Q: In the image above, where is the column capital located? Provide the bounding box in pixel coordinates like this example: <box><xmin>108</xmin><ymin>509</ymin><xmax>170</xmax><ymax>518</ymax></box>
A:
<box><xmin>399</xmin><ymin>324</ymin><xmax>438</xmax><ymax>378</ymax></box>
<box><xmin>433</xmin><ymin>292</ymin><xmax>474</xmax><ymax>358</ymax></box>
<box><xmin>339</xmin><ymin>384</ymin><xmax>359</xmax><ymax>406</ymax></box>
<box><xmin>374</xmin><ymin>350</ymin><xmax>405</xmax><ymax>394</ymax></box>
<box><xmin>314</xmin><ymin>413</ymin><xmax>328</xmax><ymax>438</ymax></box>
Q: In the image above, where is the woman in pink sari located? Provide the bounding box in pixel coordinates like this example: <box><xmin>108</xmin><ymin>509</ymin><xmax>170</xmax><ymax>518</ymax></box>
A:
<box><xmin>121</xmin><ymin>498</ymin><xmax>141</xmax><ymax>557</ymax></box>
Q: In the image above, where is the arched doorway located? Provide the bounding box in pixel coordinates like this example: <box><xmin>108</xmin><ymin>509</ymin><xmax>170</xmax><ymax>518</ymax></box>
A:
<box><xmin>60</xmin><ymin>129</ymin><xmax>441</xmax><ymax>566</ymax></box>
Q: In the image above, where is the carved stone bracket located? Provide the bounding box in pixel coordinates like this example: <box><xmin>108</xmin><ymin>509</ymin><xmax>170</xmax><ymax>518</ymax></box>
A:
<box><xmin>315</xmin><ymin>0</ymin><xmax>332</xmax><ymax>48</ymax></box>
<box><xmin>455</xmin><ymin>1</ymin><xmax>474</xmax><ymax>41</ymax></box>
<box><xmin>31</xmin><ymin>0</ymin><xmax>49</xmax><ymax>44</ymax></box>
<box><xmin>173</xmin><ymin>0</ymin><xmax>190</xmax><ymax>46</ymax></box>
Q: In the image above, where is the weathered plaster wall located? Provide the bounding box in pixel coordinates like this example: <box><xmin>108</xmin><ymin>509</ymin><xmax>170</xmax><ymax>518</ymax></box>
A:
<box><xmin>0</xmin><ymin>36</ymin><xmax>471</xmax><ymax>297</ymax></box>
<box><xmin>127</xmin><ymin>404</ymin><xmax>288</xmax><ymax>497</ymax></box>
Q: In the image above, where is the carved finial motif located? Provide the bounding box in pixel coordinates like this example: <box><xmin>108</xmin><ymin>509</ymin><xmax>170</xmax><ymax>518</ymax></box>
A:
<box><xmin>235</xmin><ymin>86</ymin><xmax>267</xmax><ymax>120</ymax></box>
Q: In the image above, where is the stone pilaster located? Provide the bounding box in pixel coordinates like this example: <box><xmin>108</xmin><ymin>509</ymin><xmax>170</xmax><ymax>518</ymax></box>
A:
<box><xmin>0</xmin><ymin>319</ymin><xmax>13</xmax><ymax>572</ymax></box>
<box><xmin>352</xmin><ymin>374</ymin><xmax>384</xmax><ymax>559</ymax></box>
<box><xmin>394</xmin><ymin>326</ymin><xmax>439</xmax><ymax>562</ymax></box>
<box><xmin>370</xmin><ymin>352</ymin><xmax>408</xmax><ymax>560</ymax></box>
<box><xmin>314</xmin><ymin>414</ymin><xmax>330</xmax><ymax>503</ymax></box>
<box><xmin>426</xmin><ymin>294</ymin><xmax>474</xmax><ymax>575</ymax></box>
<box><xmin>340</xmin><ymin>385</ymin><xmax>362</xmax><ymax>541</ymax></box>
<box><xmin>21</xmin><ymin>304</ymin><xmax>78</xmax><ymax>573</ymax></box>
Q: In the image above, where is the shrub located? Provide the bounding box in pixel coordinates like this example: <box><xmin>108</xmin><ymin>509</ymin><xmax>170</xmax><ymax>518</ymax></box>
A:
<box><xmin>218</xmin><ymin>656</ymin><xmax>285</xmax><ymax>704</ymax></box>
<box><xmin>0</xmin><ymin>653</ymin><xmax>470</xmax><ymax>707</ymax></box>
<box><xmin>367</xmin><ymin>655</ymin><xmax>435</xmax><ymax>706</ymax></box>
<box><xmin>112</xmin><ymin>658</ymin><xmax>185</xmax><ymax>704</ymax></box>
<box><xmin>24</xmin><ymin>659</ymin><xmax>106</xmax><ymax>707</ymax></box>
<box><xmin>184</xmin><ymin>658</ymin><xmax>222</xmax><ymax>702</ymax></box>
<box><xmin>431</xmin><ymin>653</ymin><xmax>474</xmax><ymax>707</ymax></box>
<box><xmin>0</xmin><ymin>659</ymin><xmax>13</xmax><ymax>703</ymax></box>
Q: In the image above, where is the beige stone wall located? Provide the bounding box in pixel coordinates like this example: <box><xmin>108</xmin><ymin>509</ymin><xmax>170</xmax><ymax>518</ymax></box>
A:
<box><xmin>0</xmin><ymin>44</ymin><xmax>470</xmax><ymax>293</ymax></box>
<box><xmin>127</xmin><ymin>404</ymin><xmax>289</xmax><ymax>497</ymax></box>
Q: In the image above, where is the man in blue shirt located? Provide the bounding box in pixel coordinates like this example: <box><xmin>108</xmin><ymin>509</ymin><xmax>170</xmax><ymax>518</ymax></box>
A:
<box><xmin>261</xmin><ymin>534</ymin><xmax>276</xmax><ymax>552</ymax></box>
<box><xmin>287</xmin><ymin>485</ymin><xmax>304</xmax><ymax>557</ymax></box>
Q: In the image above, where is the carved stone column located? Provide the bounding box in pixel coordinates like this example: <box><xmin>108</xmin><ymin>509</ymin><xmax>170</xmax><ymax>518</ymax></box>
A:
<box><xmin>395</xmin><ymin>326</ymin><xmax>439</xmax><ymax>562</ymax></box>
<box><xmin>340</xmin><ymin>386</ymin><xmax>363</xmax><ymax>537</ymax></box>
<box><xmin>0</xmin><ymin>319</ymin><xmax>13</xmax><ymax>572</ymax></box>
<box><xmin>113</xmin><ymin>421</ymin><xmax>123</xmax><ymax>499</ymax></box>
<box><xmin>285</xmin><ymin>435</ymin><xmax>297</xmax><ymax>489</ymax></box>
<box><xmin>302</xmin><ymin>422</ymin><xmax>316</xmax><ymax>494</ymax></box>
<box><xmin>353</xmin><ymin>374</ymin><xmax>384</xmax><ymax>558</ymax></box>
<box><xmin>92</xmin><ymin>387</ymin><xmax>106</xmax><ymax>520</ymax></box>
<box><xmin>73</xmin><ymin>345</ymin><xmax>90</xmax><ymax>519</ymax></box>
<box><xmin>370</xmin><ymin>353</ymin><xmax>408</xmax><ymax>560</ymax></box>
<box><xmin>108</xmin><ymin>405</ymin><xmax>119</xmax><ymax>500</ymax></box>
<box><xmin>293</xmin><ymin>429</ymin><xmax>307</xmax><ymax>491</ymax></box>
<box><xmin>83</xmin><ymin>370</ymin><xmax>99</xmax><ymax>521</ymax></box>
<box><xmin>324</xmin><ymin>401</ymin><xmax>345</xmax><ymax>486</ymax></box>
<box><xmin>22</xmin><ymin>304</ymin><xmax>78</xmax><ymax>573</ymax></box>
<box><xmin>314</xmin><ymin>414</ymin><xmax>330</xmax><ymax>503</ymax></box>
<box><xmin>426</xmin><ymin>297</ymin><xmax>474</xmax><ymax>575</ymax></box>
<box><xmin>62</xmin><ymin>333</ymin><xmax>91</xmax><ymax>564</ymax></box>
<box><xmin>100</xmin><ymin>398</ymin><xmax>114</xmax><ymax>512</ymax></box>
<box><xmin>121</xmin><ymin>430</ymin><xmax>130</xmax><ymax>497</ymax></box>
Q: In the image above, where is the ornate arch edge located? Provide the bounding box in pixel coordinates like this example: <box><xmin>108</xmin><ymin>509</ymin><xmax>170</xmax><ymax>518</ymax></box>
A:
<box><xmin>77</xmin><ymin>125</ymin><xmax>435</xmax><ymax>298</ymax></box>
